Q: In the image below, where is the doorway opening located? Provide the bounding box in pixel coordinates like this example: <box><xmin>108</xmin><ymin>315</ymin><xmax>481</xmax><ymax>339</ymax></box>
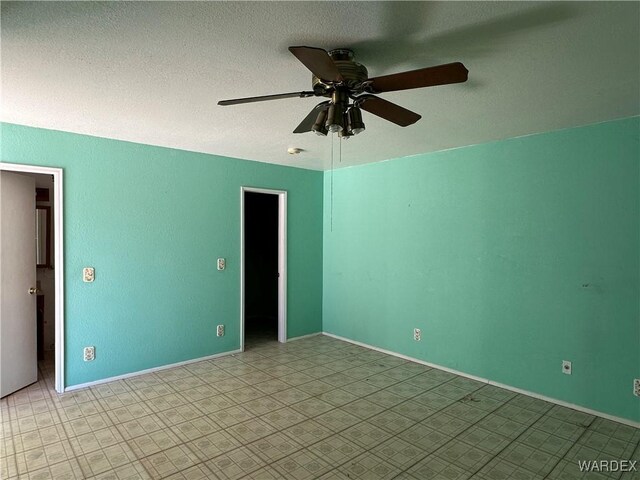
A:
<box><xmin>0</xmin><ymin>162</ymin><xmax>64</xmax><ymax>394</ymax></box>
<box><xmin>240</xmin><ymin>187</ymin><xmax>287</xmax><ymax>351</ymax></box>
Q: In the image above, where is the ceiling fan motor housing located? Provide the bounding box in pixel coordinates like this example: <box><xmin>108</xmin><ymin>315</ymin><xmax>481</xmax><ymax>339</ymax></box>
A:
<box><xmin>312</xmin><ymin>48</ymin><xmax>368</xmax><ymax>93</ymax></box>
<box><xmin>219</xmin><ymin>45</ymin><xmax>468</xmax><ymax>134</ymax></box>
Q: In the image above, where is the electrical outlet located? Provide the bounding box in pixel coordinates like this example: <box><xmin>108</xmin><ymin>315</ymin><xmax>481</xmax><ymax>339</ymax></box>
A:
<box><xmin>217</xmin><ymin>325</ymin><xmax>225</xmax><ymax>337</ymax></box>
<box><xmin>413</xmin><ymin>328</ymin><xmax>421</xmax><ymax>341</ymax></box>
<box><xmin>217</xmin><ymin>258</ymin><xmax>226</xmax><ymax>271</ymax></box>
<box><xmin>562</xmin><ymin>360</ymin><xmax>572</xmax><ymax>375</ymax></box>
<box><xmin>83</xmin><ymin>346</ymin><xmax>95</xmax><ymax>362</ymax></box>
<box><xmin>634</xmin><ymin>379</ymin><xmax>640</xmax><ymax>397</ymax></box>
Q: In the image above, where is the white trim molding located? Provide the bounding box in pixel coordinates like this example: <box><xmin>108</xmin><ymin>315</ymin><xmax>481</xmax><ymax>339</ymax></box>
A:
<box><xmin>323</xmin><ymin>332</ymin><xmax>640</xmax><ymax>429</ymax></box>
<box><xmin>65</xmin><ymin>349</ymin><xmax>242</xmax><ymax>392</ymax></box>
<box><xmin>0</xmin><ymin>162</ymin><xmax>65</xmax><ymax>394</ymax></box>
<box><xmin>240</xmin><ymin>187</ymin><xmax>288</xmax><ymax>351</ymax></box>
<box><xmin>286</xmin><ymin>332</ymin><xmax>321</xmax><ymax>342</ymax></box>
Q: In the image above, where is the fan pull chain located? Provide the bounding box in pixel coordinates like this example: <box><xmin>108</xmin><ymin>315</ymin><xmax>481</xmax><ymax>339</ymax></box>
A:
<box><xmin>330</xmin><ymin>133</ymin><xmax>334</xmax><ymax>232</ymax></box>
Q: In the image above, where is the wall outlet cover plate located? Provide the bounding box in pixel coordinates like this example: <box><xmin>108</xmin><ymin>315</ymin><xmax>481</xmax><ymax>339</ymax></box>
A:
<box><xmin>83</xmin><ymin>346</ymin><xmax>95</xmax><ymax>361</ymax></box>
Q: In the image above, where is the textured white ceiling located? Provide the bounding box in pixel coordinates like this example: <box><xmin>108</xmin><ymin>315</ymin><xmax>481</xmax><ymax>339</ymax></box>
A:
<box><xmin>2</xmin><ymin>1</ymin><xmax>638</xmax><ymax>170</ymax></box>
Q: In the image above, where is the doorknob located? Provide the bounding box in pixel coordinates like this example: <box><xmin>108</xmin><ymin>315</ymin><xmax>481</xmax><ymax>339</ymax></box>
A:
<box><xmin>29</xmin><ymin>287</ymin><xmax>40</xmax><ymax>295</ymax></box>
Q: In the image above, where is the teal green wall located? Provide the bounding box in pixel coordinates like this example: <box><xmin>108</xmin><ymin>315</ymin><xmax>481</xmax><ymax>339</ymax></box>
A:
<box><xmin>3</xmin><ymin>117</ymin><xmax>638</xmax><ymax>422</ymax></box>
<box><xmin>323</xmin><ymin>117</ymin><xmax>639</xmax><ymax>422</ymax></box>
<box><xmin>1</xmin><ymin>123</ymin><xmax>323</xmax><ymax>387</ymax></box>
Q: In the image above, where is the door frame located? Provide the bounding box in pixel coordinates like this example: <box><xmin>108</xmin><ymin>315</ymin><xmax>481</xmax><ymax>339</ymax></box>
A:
<box><xmin>0</xmin><ymin>162</ymin><xmax>65</xmax><ymax>393</ymax></box>
<box><xmin>240</xmin><ymin>187</ymin><xmax>287</xmax><ymax>351</ymax></box>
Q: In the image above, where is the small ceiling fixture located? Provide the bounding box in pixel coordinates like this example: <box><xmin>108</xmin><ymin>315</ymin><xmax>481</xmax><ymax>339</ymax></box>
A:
<box><xmin>218</xmin><ymin>46</ymin><xmax>468</xmax><ymax>138</ymax></box>
<box><xmin>287</xmin><ymin>147</ymin><xmax>302</xmax><ymax>155</ymax></box>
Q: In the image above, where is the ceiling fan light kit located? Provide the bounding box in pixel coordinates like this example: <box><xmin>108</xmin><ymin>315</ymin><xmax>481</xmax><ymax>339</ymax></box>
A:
<box><xmin>218</xmin><ymin>46</ymin><xmax>468</xmax><ymax>138</ymax></box>
<box><xmin>347</xmin><ymin>106</ymin><xmax>365</xmax><ymax>135</ymax></box>
<box><xmin>312</xmin><ymin>108</ymin><xmax>329</xmax><ymax>136</ymax></box>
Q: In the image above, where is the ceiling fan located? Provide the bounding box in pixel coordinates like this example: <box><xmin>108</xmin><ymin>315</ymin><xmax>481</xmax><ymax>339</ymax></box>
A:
<box><xmin>218</xmin><ymin>46</ymin><xmax>468</xmax><ymax>138</ymax></box>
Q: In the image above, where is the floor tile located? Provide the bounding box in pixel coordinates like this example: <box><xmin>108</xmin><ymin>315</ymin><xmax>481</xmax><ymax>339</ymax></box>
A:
<box><xmin>207</xmin><ymin>405</ymin><xmax>254</xmax><ymax>428</ymax></box>
<box><xmin>140</xmin><ymin>444</ymin><xmax>201</xmax><ymax>478</ymax></box>
<box><xmin>162</xmin><ymin>462</ymin><xmax>212</xmax><ymax>480</ymax></box>
<box><xmin>187</xmin><ymin>430</ymin><xmax>242</xmax><ymax>462</ymax></box>
<box><xmin>306</xmin><ymin>434</ymin><xmax>364</xmax><ymax>468</ymax></box>
<box><xmin>398</xmin><ymin>422</ymin><xmax>453</xmax><ymax>454</ymax></box>
<box><xmin>290</xmin><ymin>397</ymin><xmax>335</xmax><ymax>418</ymax></box>
<box><xmin>339</xmin><ymin>451</ymin><xmax>403</xmax><ymax>479</ymax></box>
<box><xmin>26</xmin><ymin>457</ymin><xmax>84</xmax><ymax>480</ymax></box>
<box><xmin>341</xmin><ymin>421</ymin><xmax>390</xmax><ymax>449</ymax></box>
<box><xmin>318</xmin><ymin>388</ymin><xmax>359</xmax><ymax>407</ymax></box>
<box><xmin>533</xmin><ymin>415</ymin><xmax>587</xmax><ymax>440</ymax></box>
<box><xmin>90</xmin><ymin>460</ymin><xmax>151</xmax><ymax>479</ymax></box>
<box><xmin>494</xmin><ymin>403</ymin><xmax>545</xmax><ymax>426</ymax></box>
<box><xmin>496</xmin><ymin>442</ymin><xmax>561</xmax><ymax>476</ymax></box>
<box><xmin>435</xmin><ymin>438</ymin><xmax>495</xmax><ymax>473</ymax></box>
<box><xmin>69</xmin><ymin>425</ymin><xmax>125</xmax><ymax>456</ymax></box>
<box><xmin>365</xmin><ymin>389</ymin><xmax>407</xmax><ymax>408</ymax></box>
<box><xmin>518</xmin><ymin>427</ymin><xmax>583</xmax><ymax>457</ymax></box>
<box><xmin>341</xmin><ymin>398</ymin><xmax>387</xmax><ymax>420</ymax></box>
<box><xmin>477</xmin><ymin>456</ymin><xmax>546</xmax><ymax>480</ymax></box>
<box><xmin>128</xmin><ymin>428</ymin><xmax>183</xmax><ymax>457</ymax></box>
<box><xmin>420</xmin><ymin>412</ymin><xmax>474</xmax><ymax>437</ymax></box>
<box><xmin>76</xmin><ymin>442</ymin><xmax>137</xmax><ymax>477</ymax></box>
<box><xmin>226</xmin><ymin>417</ymin><xmax>276</xmax><ymax>444</ymax></box>
<box><xmin>476</xmin><ymin>414</ymin><xmax>527</xmax><ymax>440</ymax></box>
<box><xmin>546</xmin><ymin>405</ymin><xmax>596</xmax><ymax>428</ymax></box>
<box><xmin>281</xmin><ymin>419</ymin><xmax>334</xmax><ymax>447</ymax></box>
<box><xmin>589</xmin><ymin>418</ymin><xmax>640</xmax><ymax>444</ymax></box>
<box><xmin>271</xmin><ymin>448</ymin><xmax>333</xmax><ymax>479</ymax></box>
<box><xmin>368</xmin><ymin>409</ymin><xmax>416</xmax><ymax>434</ymax></box>
<box><xmin>204</xmin><ymin>445</ymin><xmax>266</xmax><ymax>479</ymax></box>
<box><xmin>3</xmin><ymin>335</ymin><xmax>638</xmax><ymax>480</ymax></box>
<box><xmin>246</xmin><ymin>431</ymin><xmax>303</xmax><ymax>463</ymax></box>
<box><xmin>546</xmin><ymin>459</ymin><xmax>610</xmax><ymax>479</ymax></box>
<box><xmin>370</xmin><ymin>436</ymin><xmax>428</xmax><ymax>470</ymax></box>
<box><xmin>260</xmin><ymin>406</ymin><xmax>307</xmax><ymax>431</ymax></box>
<box><xmin>457</xmin><ymin>425</ymin><xmax>511</xmax><ymax>454</ymax></box>
<box><xmin>407</xmin><ymin>453</ymin><xmax>473</xmax><ymax>480</ymax></box>
<box><xmin>314</xmin><ymin>407</ymin><xmax>361</xmax><ymax>432</ymax></box>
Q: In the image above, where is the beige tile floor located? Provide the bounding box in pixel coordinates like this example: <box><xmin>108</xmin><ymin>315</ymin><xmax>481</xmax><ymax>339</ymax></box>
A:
<box><xmin>1</xmin><ymin>334</ymin><xmax>639</xmax><ymax>479</ymax></box>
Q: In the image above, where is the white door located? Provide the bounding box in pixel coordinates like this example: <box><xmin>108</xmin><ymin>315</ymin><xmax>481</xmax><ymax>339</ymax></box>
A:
<box><xmin>0</xmin><ymin>171</ymin><xmax>37</xmax><ymax>397</ymax></box>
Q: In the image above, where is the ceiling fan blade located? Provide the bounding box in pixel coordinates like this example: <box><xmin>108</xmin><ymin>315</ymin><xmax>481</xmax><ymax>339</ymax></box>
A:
<box><xmin>367</xmin><ymin>62</ymin><xmax>468</xmax><ymax>93</ymax></box>
<box><xmin>218</xmin><ymin>91</ymin><xmax>315</xmax><ymax>106</ymax></box>
<box><xmin>357</xmin><ymin>95</ymin><xmax>421</xmax><ymax>127</ymax></box>
<box><xmin>293</xmin><ymin>101</ymin><xmax>330</xmax><ymax>134</ymax></box>
<box><xmin>289</xmin><ymin>46</ymin><xmax>343</xmax><ymax>82</ymax></box>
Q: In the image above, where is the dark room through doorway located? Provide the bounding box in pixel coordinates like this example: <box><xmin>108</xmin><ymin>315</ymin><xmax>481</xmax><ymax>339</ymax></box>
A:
<box><xmin>243</xmin><ymin>191</ymin><xmax>279</xmax><ymax>345</ymax></box>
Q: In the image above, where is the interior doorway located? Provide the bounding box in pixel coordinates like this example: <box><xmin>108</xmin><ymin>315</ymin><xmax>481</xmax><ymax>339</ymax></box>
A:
<box><xmin>240</xmin><ymin>187</ymin><xmax>287</xmax><ymax>350</ymax></box>
<box><xmin>0</xmin><ymin>162</ymin><xmax>64</xmax><ymax>394</ymax></box>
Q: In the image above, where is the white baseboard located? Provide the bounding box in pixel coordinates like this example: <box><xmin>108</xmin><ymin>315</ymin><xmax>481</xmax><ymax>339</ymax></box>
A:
<box><xmin>322</xmin><ymin>332</ymin><xmax>640</xmax><ymax>429</ymax></box>
<box><xmin>65</xmin><ymin>349</ymin><xmax>242</xmax><ymax>392</ymax></box>
<box><xmin>286</xmin><ymin>332</ymin><xmax>322</xmax><ymax>342</ymax></box>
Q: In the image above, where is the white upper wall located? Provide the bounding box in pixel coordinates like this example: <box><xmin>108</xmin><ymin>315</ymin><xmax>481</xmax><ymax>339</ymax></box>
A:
<box><xmin>1</xmin><ymin>1</ymin><xmax>638</xmax><ymax>170</ymax></box>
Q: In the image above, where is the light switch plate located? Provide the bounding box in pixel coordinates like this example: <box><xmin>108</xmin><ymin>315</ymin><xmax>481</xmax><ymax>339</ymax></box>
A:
<box><xmin>83</xmin><ymin>267</ymin><xmax>95</xmax><ymax>283</ymax></box>
<box><xmin>217</xmin><ymin>258</ymin><xmax>226</xmax><ymax>271</ymax></box>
